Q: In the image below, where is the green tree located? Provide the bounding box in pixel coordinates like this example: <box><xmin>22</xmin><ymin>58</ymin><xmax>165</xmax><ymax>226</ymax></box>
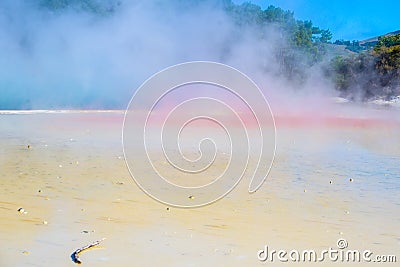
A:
<box><xmin>375</xmin><ymin>34</ymin><xmax>400</xmax><ymax>49</ymax></box>
<box><xmin>328</xmin><ymin>33</ymin><xmax>400</xmax><ymax>99</ymax></box>
<box><xmin>319</xmin><ymin>29</ymin><xmax>332</xmax><ymax>43</ymax></box>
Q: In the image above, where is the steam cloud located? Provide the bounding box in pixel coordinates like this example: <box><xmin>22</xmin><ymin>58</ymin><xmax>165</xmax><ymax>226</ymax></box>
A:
<box><xmin>0</xmin><ymin>0</ymin><xmax>335</xmax><ymax>110</ymax></box>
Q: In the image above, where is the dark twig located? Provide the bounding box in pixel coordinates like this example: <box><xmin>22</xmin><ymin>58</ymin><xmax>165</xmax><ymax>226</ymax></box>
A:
<box><xmin>71</xmin><ymin>238</ymin><xmax>106</xmax><ymax>264</ymax></box>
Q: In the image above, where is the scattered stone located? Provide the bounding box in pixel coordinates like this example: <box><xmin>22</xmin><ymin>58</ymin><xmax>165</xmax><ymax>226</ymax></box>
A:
<box><xmin>188</xmin><ymin>195</ymin><xmax>195</xmax><ymax>200</ymax></box>
<box><xmin>303</xmin><ymin>189</ymin><xmax>307</xmax><ymax>193</ymax></box>
<box><xmin>80</xmin><ymin>230</ymin><xmax>95</xmax><ymax>234</ymax></box>
<box><xmin>349</xmin><ymin>178</ymin><xmax>353</xmax><ymax>182</ymax></box>
<box><xmin>166</xmin><ymin>207</ymin><xmax>170</xmax><ymax>211</ymax></box>
<box><xmin>339</xmin><ymin>231</ymin><xmax>344</xmax><ymax>235</ymax></box>
<box><xmin>345</xmin><ymin>211</ymin><xmax>350</xmax><ymax>214</ymax></box>
<box><xmin>27</xmin><ymin>145</ymin><xmax>31</xmax><ymax>149</ymax></box>
<box><xmin>59</xmin><ymin>164</ymin><xmax>63</xmax><ymax>168</ymax></box>
<box><xmin>17</xmin><ymin>208</ymin><xmax>25</xmax><ymax>214</ymax></box>
<box><xmin>22</xmin><ymin>251</ymin><xmax>30</xmax><ymax>255</ymax></box>
<box><xmin>329</xmin><ymin>180</ymin><xmax>333</xmax><ymax>184</ymax></box>
<box><xmin>43</xmin><ymin>220</ymin><xmax>48</xmax><ymax>225</ymax></box>
<box><xmin>38</xmin><ymin>189</ymin><xmax>42</xmax><ymax>193</ymax></box>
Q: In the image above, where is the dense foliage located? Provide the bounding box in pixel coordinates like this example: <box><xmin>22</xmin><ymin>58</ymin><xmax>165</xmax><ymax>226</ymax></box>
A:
<box><xmin>39</xmin><ymin>0</ymin><xmax>120</xmax><ymax>14</ymax></box>
<box><xmin>327</xmin><ymin>33</ymin><xmax>400</xmax><ymax>100</ymax></box>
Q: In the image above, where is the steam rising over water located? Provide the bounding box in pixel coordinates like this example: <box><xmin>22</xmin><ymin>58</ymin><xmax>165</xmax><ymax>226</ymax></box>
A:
<box><xmin>0</xmin><ymin>0</ymin><xmax>337</xmax><ymax>110</ymax></box>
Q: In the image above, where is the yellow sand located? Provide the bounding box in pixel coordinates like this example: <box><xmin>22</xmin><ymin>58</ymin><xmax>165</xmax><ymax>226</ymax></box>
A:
<box><xmin>0</xmin><ymin>112</ymin><xmax>398</xmax><ymax>266</ymax></box>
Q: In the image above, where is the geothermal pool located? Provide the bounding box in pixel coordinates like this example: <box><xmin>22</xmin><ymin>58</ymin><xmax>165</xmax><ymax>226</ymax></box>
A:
<box><xmin>0</xmin><ymin>108</ymin><xmax>399</xmax><ymax>266</ymax></box>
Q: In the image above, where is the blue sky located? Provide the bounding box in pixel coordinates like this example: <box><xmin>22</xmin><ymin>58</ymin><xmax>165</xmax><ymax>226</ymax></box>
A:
<box><xmin>234</xmin><ymin>0</ymin><xmax>400</xmax><ymax>40</ymax></box>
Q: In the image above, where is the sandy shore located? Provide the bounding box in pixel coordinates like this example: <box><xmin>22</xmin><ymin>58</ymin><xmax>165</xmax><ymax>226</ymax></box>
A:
<box><xmin>0</xmin><ymin>111</ymin><xmax>399</xmax><ymax>266</ymax></box>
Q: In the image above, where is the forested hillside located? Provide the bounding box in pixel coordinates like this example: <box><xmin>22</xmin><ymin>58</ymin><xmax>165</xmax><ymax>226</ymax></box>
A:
<box><xmin>327</xmin><ymin>33</ymin><xmax>400</xmax><ymax>100</ymax></box>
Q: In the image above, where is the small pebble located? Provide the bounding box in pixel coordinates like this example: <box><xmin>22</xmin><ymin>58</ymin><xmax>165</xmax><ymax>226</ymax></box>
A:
<box><xmin>188</xmin><ymin>195</ymin><xmax>195</xmax><ymax>200</ymax></box>
<box><xmin>329</xmin><ymin>180</ymin><xmax>333</xmax><ymax>184</ymax></box>
<box><xmin>27</xmin><ymin>145</ymin><xmax>31</xmax><ymax>149</ymax></box>
<box><xmin>303</xmin><ymin>189</ymin><xmax>307</xmax><ymax>193</ymax></box>
<box><xmin>339</xmin><ymin>231</ymin><xmax>344</xmax><ymax>235</ymax></box>
<box><xmin>22</xmin><ymin>251</ymin><xmax>30</xmax><ymax>255</ymax></box>
<box><xmin>349</xmin><ymin>178</ymin><xmax>353</xmax><ymax>182</ymax></box>
<box><xmin>166</xmin><ymin>207</ymin><xmax>170</xmax><ymax>211</ymax></box>
<box><xmin>43</xmin><ymin>220</ymin><xmax>48</xmax><ymax>225</ymax></box>
<box><xmin>345</xmin><ymin>211</ymin><xmax>350</xmax><ymax>214</ymax></box>
<box><xmin>59</xmin><ymin>165</ymin><xmax>62</xmax><ymax>168</ymax></box>
<box><xmin>17</xmin><ymin>208</ymin><xmax>25</xmax><ymax>214</ymax></box>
